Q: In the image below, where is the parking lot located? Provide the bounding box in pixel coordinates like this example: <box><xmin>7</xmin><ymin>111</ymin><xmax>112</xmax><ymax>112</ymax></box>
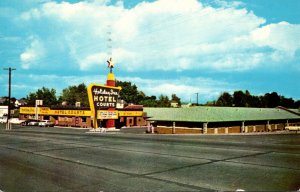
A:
<box><xmin>0</xmin><ymin>124</ymin><xmax>300</xmax><ymax>191</ymax></box>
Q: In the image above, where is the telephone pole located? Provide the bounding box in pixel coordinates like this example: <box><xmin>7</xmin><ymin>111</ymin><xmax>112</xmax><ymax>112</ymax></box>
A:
<box><xmin>195</xmin><ymin>92</ymin><xmax>199</xmax><ymax>106</ymax></box>
<box><xmin>3</xmin><ymin>67</ymin><xmax>16</xmax><ymax>127</ymax></box>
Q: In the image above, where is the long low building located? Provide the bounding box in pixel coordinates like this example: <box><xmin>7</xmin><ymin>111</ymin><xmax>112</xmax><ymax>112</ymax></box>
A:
<box><xmin>19</xmin><ymin>105</ymin><xmax>147</xmax><ymax>128</ymax></box>
<box><xmin>144</xmin><ymin>106</ymin><xmax>300</xmax><ymax>134</ymax></box>
<box><xmin>19</xmin><ymin>105</ymin><xmax>300</xmax><ymax>134</ymax></box>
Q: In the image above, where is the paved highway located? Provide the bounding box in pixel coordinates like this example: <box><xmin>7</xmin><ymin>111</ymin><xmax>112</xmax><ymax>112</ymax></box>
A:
<box><xmin>0</xmin><ymin>124</ymin><xmax>300</xmax><ymax>191</ymax></box>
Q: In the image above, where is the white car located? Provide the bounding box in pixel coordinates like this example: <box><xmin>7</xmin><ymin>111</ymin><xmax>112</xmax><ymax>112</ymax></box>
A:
<box><xmin>38</xmin><ymin>120</ymin><xmax>54</xmax><ymax>127</ymax></box>
<box><xmin>0</xmin><ymin>117</ymin><xmax>7</xmax><ymax>123</ymax></box>
<box><xmin>0</xmin><ymin>118</ymin><xmax>25</xmax><ymax>124</ymax></box>
<box><xmin>9</xmin><ymin>118</ymin><xmax>25</xmax><ymax>124</ymax></box>
<box><xmin>27</xmin><ymin>120</ymin><xmax>40</xmax><ymax>126</ymax></box>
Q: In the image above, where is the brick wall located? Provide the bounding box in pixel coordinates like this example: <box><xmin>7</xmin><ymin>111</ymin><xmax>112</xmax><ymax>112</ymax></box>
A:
<box><xmin>155</xmin><ymin>127</ymin><xmax>202</xmax><ymax>134</ymax></box>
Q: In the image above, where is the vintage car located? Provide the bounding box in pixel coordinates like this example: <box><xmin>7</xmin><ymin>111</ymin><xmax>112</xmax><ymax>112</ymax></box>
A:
<box><xmin>38</xmin><ymin>120</ymin><xmax>54</xmax><ymax>127</ymax></box>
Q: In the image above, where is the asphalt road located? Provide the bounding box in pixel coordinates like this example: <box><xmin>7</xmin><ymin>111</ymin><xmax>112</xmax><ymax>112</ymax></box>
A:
<box><xmin>0</xmin><ymin>124</ymin><xmax>300</xmax><ymax>191</ymax></box>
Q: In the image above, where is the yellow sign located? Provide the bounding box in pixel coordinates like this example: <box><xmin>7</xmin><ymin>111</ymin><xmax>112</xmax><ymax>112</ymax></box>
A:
<box><xmin>20</xmin><ymin>107</ymin><xmax>91</xmax><ymax>116</ymax></box>
<box><xmin>20</xmin><ymin>107</ymin><xmax>36</xmax><ymax>114</ymax></box>
<box><xmin>119</xmin><ymin>111</ymin><xmax>143</xmax><ymax>117</ymax></box>
<box><xmin>87</xmin><ymin>83</ymin><xmax>122</xmax><ymax>128</ymax></box>
<box><xmin>97</xmin><ymin>110</ymin><xmax>118</xmax><ymax>119</ymax></box>
<box><xmin>51</xmin><ymin>110</ymin><xmax>91</xmax><ymax>116</ymax></box>
<box><xmin>87</xmin><ymin>84</ymin><xmax>122</xmax><ymax>110</ymax></box>
<box><xmin>40</xmin><ymin>107</ymin><xmax>51</xmax><ymax>115</ymax></box>
<box><xmin>20</xmin><ymin>107</ymin><xmax>144</xmax><ymax>118</ymax></box>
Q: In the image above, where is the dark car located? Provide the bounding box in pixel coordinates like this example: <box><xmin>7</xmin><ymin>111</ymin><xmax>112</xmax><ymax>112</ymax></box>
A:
<box><xmin>21</xmin><ymin>120</ymin><xmax>31</xmax><ymax>126</ymax></box>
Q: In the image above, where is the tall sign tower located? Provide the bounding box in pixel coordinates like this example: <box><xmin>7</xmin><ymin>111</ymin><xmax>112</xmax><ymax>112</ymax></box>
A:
<box><xmin>87</xmin><ymin>58</ymin><xmax>121</xmax><ymax>129</ymax></box>
<box><xmin>106</xmin><ymin>57</ymin><xmax>117</xmax><ymax>128</ymax></box>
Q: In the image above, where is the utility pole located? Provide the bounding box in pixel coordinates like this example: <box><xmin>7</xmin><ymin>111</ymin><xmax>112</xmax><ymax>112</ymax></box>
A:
<box><xmin>3</xmin><ymin>67</ymin><xmax>16</xmax><ymax>128</ymax></box>
<box><xmin>195</xmin><ymin>92</ymin><xmax>199</xmax><ymax>106</ymax></box>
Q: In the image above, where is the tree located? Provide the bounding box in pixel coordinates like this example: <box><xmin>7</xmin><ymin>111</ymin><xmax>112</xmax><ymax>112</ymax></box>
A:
<box><xmin>59</xmin><ymin>83</ymin><xmax>89</xmax><ymax>107</ymax></box>
<box><xmin>216</xmin><ymin>92</ymin><xmax>233</xmax><ymax>106</ymax></box>
<box><xmin>157</xmin><ymin>95</ymin><xmax>170</xmax><ymax>107</ymax></box>
<box><xmin>264</xmin><ymin>92</ymin><xmax>280</xmax><ymax>108</ymax></box>
<box><xmin>295</xmin><ymin>100</ymin><xmax>300</xmax><ymax>108</ymax></box>
<box><xmin>139</xmin><ymin>95</ymin><xmax>158</xmax><ymax>107</ymax></box>
<box><xmin>280</xmin><ymin>97</ymin><xmax>295</xmax><ymax>108</ymax></box>
<box><xmin>249</xmin><ymin>95</ymin><xmax>263</xmax><ymax>108</ymax></box>
<box><xmin>207</xmin><ymin>90</ymin><xmax>299</xmax><ymax>108</ymax></box>
<box><xmin>233</xmin><ymin>90</ymin><xmax>247</xmax><ymax>107</ymax></box>
<box><xmin>171</xmin><ymin>94</ymin><xmax>181</xmax><ymax>107</ymax></box>
<box><xmin>26</xmin><ymin>87</ymin><xmax>58</xmax><ymax>106</ymax></box>
<box><xmin>116</xmin><ymin>81</ymin><xmax>142</xmax><ymax>104</ymax></box>
<box><xmin>0</xmin><ymin>96</ymin><xmax>16</xmax><ymax>109</ymax></box>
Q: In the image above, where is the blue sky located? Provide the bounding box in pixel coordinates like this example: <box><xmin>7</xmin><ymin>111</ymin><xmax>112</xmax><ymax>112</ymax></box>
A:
<box><xmin>0</xmin><ymin>0</ymin><xmax>299</xmax><ymax>103</ymax></box>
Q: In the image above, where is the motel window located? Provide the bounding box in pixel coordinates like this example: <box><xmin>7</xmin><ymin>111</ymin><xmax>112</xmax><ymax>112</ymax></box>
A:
<box><xmin>82</xmin><ymin>117</ymin><xmax>87</xmax><ymax>122</ymax></box>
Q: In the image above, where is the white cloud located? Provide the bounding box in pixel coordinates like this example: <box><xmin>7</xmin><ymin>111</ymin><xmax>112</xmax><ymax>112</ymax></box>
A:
<box><xmin>251</xmin><ymin>22</ymin><xmax>300</xmax><ymax>56</ymax></box>
<box><xmin>119</xmin><ymin>76</ymin><xmax>235</xmax><ymax>102</ymax></box>
<box><xmin>20</xmin><ymin>37</ymin><xmax>45</xmax><ymax>69</ymax></box>
<box><xmin>213</xmin><ymin>0</ymin><xmax>245</xmax><ymax>8</ymax></box>
<box><xmin>18</xmin><ymin>0</ymin><xmax>300</xmax><ymax>73</ymax></box>
<box><xmin>79</xmin><ymin>52</ymin><xmax>109</xmax><ymax>70</ymax></box>
<box><xmin>15</xmin><ymin>73</ymin><xmax>108</xmax><ymax>97</ymax></box>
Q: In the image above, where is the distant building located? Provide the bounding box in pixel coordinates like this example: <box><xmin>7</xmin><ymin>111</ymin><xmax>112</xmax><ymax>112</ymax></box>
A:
<box><xmin>75</xmin><ymin>102</ymin><xmax>81</xmax><ymax>107</ymax></box>
<box><xmin>170</xmin><ymin>101</ymin><xmax>179</xmax><ymax>108</ymax></box>
<box><xmin>0</xmin><ymin>97</ymin><xmax>7</xmax><ymax>104</ymax></box>
<box><xmin>0</xmin><ymin>106</ymin><xmax>8</xmax><ymax>117</ymax></box>
<box><xmin>181</xmin><ymin>103</ymin><xmax>192</xmax><ymax>108</ymax></box>
<box><xmin>116</xmin><ymin>99</ymin><xmax>127</xmax><ymax>109</ymax></box>
<box><xmin>15</xmin><ymin>99</ymin><xmax>27</xmax><ymax>107</ymax></box>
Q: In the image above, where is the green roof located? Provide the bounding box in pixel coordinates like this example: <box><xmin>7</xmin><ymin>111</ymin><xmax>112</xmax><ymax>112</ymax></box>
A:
<box><xmin>144</xmin><ymin>106</ymin><xmax>300</xmax><ymax>123</ymax></box>
<box><xmin>289</xmin><ymin>109</ymin><xmax>300</xmax><ymax>115</ymax></box>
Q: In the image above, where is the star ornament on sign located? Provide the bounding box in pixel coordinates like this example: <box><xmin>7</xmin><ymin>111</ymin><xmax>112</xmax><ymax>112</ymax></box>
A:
<box><xmin>107</xmin><ymin>57</ymin><xmax>114</xmax><ymax>69</ymax></box>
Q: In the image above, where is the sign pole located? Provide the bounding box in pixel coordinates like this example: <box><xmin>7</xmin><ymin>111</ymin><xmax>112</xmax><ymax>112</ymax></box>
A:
<box><xmin>94</xmin><ymin>109</ymin><xmax>97</xmax><ymax>129</ymax></box>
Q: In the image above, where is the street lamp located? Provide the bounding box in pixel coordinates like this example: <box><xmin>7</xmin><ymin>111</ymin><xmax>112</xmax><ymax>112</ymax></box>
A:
<box><xmin>3</xmin><ymin>67</ymin><xmax>16</xmax><ymax>129</ymax></box>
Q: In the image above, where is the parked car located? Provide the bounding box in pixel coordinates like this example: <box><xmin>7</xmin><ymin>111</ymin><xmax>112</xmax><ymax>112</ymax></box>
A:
<box><xmin>0</xmin><ymin>116</ymin><xmax>7</xmax><ymax>123</ymax></box>
<box><xmin>9</xmin><ymin>118</ymin><xmax>26</xmax><ymax>124</ymax></box>
<box><xmin>38</xmin><ymin>120</ymin><xmax>54</xmax><ymax>127</ymax></box>
<box><xmin>0</xmin><ymin>117</ymin><xmax>25</xmax><ymax>124</ymax></box>
<box><xmin>21</xmin><ymin>120</ymin><xmax>30</xmax><ymax>126</ymax></box>
<box><xmin>27</xmin><ymin>120</ymin><xmax>40</xmax><ymax>126</ymax></box>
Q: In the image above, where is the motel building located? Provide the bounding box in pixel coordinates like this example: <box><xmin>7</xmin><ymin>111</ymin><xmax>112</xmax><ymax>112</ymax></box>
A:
<box><xmin>144</xmin><ymin>106</ymin><xmax>300</xmax><ymax>134</ymax></box>
<box><xmin>19</xmin><ymin>104</ymin><xmax>300</xmax><ymax>134</ymax></box>
<box><xmin>19</xmin><ymin>58</ymin><xmax>300</xmax><ymax>134</ymax></box>
<box><xmin>19</xmin><ymin>105</ymin><xmax>146</xmax><ymax>128</ymax></box>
